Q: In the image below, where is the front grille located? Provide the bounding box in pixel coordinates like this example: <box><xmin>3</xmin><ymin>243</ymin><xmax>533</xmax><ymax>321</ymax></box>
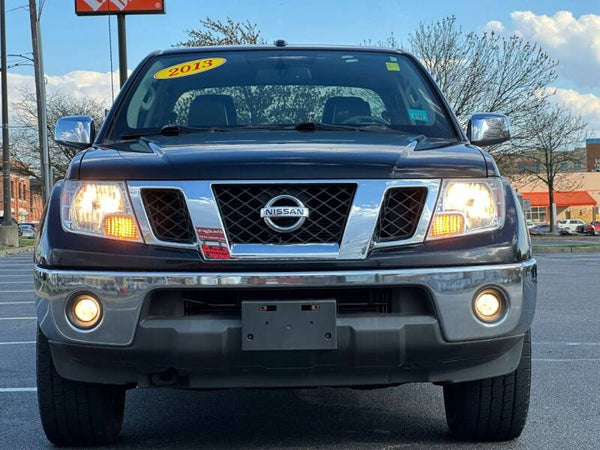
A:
<box><xmin>213</xmin><ymin>184</ymin><xmax>356</xmax><ymax>244</ymax></box>
<box><xmin>141</xmin><ymin>189</ymin><xmax>196</xmax><ymax>244</ymax></box>
<box><xmin>375</xmin><ymin>188</ymin><xmax>427</xmax><ymax>242</ymax></box>
<box><xmin>145</xmin><ymin>287</ymin><xmax>433</xmax><ymax>318</ymax></box>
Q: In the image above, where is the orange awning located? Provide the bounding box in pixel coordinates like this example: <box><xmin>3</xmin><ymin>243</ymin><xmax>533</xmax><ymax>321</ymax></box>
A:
<box><xmin>521</xmin><ymin>191</ymin><xmax>597</xmax><ymax>207</ymax></box>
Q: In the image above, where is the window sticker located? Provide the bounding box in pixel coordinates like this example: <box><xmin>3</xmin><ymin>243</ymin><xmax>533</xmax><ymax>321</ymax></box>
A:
<box><xmin>386</xmin><ymin>61</ymin><xmax>400</xmax><ymax>71</ymax></box>
<box><xmin>409</xmin><ymin>109</ymin><xmax>429</xmax><ymax>121</ymax></box>
<box><xmin>154</xmin><ymin>58</ymin><xmax>226</xmax><ymax>80</ymax></box>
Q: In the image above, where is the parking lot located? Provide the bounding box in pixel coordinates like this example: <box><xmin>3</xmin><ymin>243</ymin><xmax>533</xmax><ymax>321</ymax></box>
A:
<box><xmin>0</xmin><ymin>252</ymin><xmax>598</xmax><ymax>449</ymax></box>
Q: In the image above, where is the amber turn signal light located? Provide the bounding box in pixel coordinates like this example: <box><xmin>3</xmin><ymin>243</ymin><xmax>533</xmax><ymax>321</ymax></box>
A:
<box><xmin>429</xmin><ymin>213</ymin><xmax>465</xmax><ymax>238</ymax></box>
<box><xmin>103</xmin><ymin>215</ymin><xmax>139</xmax><ymax>240</ymax></box>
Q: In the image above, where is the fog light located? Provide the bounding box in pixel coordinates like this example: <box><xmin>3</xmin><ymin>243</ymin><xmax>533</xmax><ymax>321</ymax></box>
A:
<box><xmin>70</xmin><ymin>294</ymin><xmax>102</xmax><ymax>329</ymax></box>
<box><xmin>473</xmin><ymin>289</ymin><xmax>505</xmax><ymax>323</ymax></box>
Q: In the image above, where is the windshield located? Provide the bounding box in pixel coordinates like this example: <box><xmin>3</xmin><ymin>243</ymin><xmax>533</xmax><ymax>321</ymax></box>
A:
<box><xmin>107</xmin><ymin>50</ymin><xmax>458</xmax><ymax>142</ymax></box>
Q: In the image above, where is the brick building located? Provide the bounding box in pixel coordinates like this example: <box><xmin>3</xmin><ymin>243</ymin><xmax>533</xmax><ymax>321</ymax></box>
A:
<box><xmin>586</xmin><ymin>138</ymin><xmax>600</xmax><ymax>172</ymax></box>
<box><xmin>513</xmin><ymin>139</ymin><xmax>600</xmax><ymax>224</ymax></box>
<box><xmin>0</xmin><ymin>162</ymin><xmax>44</xmax><ymax>224</ymax></box>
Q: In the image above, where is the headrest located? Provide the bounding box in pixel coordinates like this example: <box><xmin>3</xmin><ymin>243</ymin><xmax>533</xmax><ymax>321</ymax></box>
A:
<box><xmin>322</xmin><ymin>96</ymin><xmax>371</xmax><ymax>124</ymax></box>
<box><xmin>187</xmin><ymin>94</ymin><xmax>237</xmax><ymax>127</ymax></box>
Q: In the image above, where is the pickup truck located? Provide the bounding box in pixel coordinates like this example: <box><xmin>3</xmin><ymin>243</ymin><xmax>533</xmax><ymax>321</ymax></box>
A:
<box><xmin>35</xmin><ymin>43</ymin><xmax>536</xmax><ymax>445</ymax></box>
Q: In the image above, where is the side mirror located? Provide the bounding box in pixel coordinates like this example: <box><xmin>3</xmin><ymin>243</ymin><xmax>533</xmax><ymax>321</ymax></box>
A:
<box><xmin>54</xmin><ymin>115</ymin><xmax>95</xmax><ymax>149</ymax></box>
<box><xmin>467</xmin><ymin>113</ymin><xmax>510</xmax><ymax>147</ymax></box>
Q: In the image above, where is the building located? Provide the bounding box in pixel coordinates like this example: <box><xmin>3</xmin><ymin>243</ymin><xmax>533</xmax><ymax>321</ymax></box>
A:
<box><xmin>516</xmin><ymin>172</ymin><xmax>600</xmax><ymax>224</ymax></box>
<box><xmin>0</xmin><ymin>162</ymin><xmax>45</xmax><ymax>224</ymax></box>
<box><xmin>586</xmin><ymin>138</ymin><xmax>600</xmax><ymax>172</ymax></box>
<box><xmin>510</xmin><ymin>139</ymin><xmax>600</xmax><ymax>224</ymax></box>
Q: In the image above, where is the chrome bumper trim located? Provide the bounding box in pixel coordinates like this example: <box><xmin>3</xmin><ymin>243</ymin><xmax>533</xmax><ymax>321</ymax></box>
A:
<box><xmin>35</xmin><ymin>259</ymin><xmax>536</xmax><ymax>346</ymax></box>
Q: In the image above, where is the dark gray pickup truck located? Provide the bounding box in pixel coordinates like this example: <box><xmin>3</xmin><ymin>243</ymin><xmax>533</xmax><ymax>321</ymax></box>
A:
<box><xmin>35</xmin><ymin>43</ymin><xmax>536</xmax><ymax>445</ymax></box>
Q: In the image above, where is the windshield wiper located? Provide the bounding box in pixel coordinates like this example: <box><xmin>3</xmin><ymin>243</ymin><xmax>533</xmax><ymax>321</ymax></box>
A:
<box><xmin>293</xmin><ymin>122</ymin><xmax>424</xmax><ymax>136</ymax></box>
<box><xmin>294</xmin><ymin>122</ymin><xmax>365</xmax><ymax>132</ymax></box>
<box><xmin>119</xmin><ymin>125</ymin><xmax>224</xmax><ymax>141</ymax></box>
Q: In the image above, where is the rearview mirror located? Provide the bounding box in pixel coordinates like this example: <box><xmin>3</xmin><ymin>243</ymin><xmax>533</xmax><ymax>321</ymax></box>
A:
<box><xmin>54</xmin><ymin>115</ymin><xmax>95</xmax><ymax>149</ymax></box>
<box><xmin>467</xmin><ymin>113</ymin><xmax>510</xmax><ymax>147</ymax></box>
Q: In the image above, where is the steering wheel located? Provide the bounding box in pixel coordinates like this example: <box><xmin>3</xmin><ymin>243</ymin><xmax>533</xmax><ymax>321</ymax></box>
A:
<box><xmin>341</xmin><ymin>115</ymin><xmax>389</xmax><ymax>125</ymax></box>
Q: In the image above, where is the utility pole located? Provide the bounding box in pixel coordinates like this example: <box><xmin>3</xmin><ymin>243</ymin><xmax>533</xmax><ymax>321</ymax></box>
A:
<box><xmin>0</xmin><ymin>0</ymin><xmax>18</xmax><ymax>245</ymax></box>
<box><xmin>29</xmin><ymin>0</ymin><xmax>51</xmax><ymax>200</ymax></box>
<box><xmin>1</xmin><ymin>0</ymin><xmax>11</xmax><ymax>225</ymax></box>
<box><xmin>117</xmin><ymin>15</ymin><xmax>127</xmax><ymax>87</ymax></box>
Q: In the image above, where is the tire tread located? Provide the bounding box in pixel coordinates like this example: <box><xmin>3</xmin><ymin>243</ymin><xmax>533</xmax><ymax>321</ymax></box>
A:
<box><xmin>36</xmin><ymin>328</ymin><xmax>125</xmax><ymax>446</ymax></box>
<box><xmin>444</xmin><ymin>331</ymin><xmax>531</xmax><ymax>441</ymax></box>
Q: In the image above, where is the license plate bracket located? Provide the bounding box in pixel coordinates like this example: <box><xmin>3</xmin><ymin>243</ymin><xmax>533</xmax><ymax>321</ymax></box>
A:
<box><xmin>241</xmin><ymin>300</ymin><xmax>337</xmax><ymax>351</ymax></box>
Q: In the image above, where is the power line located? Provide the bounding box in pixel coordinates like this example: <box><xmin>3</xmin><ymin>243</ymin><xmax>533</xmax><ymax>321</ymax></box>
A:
<box><xmin>6</xmin><ymin>4</ymin><xmax>27</xmax><ymax>13</ymax></box>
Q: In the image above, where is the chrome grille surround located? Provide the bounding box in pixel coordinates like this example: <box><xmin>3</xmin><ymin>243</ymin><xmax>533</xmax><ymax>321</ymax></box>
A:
<box><xmin>128</xmin><ymin>179</ymin><xmax>441</xmax><ymax>260</ymax></box>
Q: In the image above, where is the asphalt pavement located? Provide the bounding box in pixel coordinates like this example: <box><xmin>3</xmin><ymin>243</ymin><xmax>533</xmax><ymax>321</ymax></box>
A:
<box><xmin>0</xmin><ymin>252</ymin><xmax>599</xmax><ymax>449</ymax></box>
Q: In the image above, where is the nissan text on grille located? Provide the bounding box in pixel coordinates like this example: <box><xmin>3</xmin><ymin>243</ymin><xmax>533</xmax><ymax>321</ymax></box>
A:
<box><xmin>35</xmin><ymin>43</ymin><xmax>536</xmax><ymax>445</ymax></box>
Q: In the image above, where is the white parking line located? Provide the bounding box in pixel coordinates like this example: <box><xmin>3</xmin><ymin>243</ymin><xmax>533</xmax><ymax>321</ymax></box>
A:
<box><xmin>535</xmin><ymin>342</ymin><xmax>600</xmax><ymax>346</ymax></box>
<box><xmin>0</xmin><ymin>388</ymin><xmax>37</xmax><ymax>393</ymax></box>
<box><xmin>0</xmin><ymin>301</ymin><xmax>34</xmax><ymax>305</ymax></box>
<box><xmin>0</xmin><ymin>341</ymin><xmax>35</xmax><ymax>345</ymax></box>
<box><xmin>0</xmin><ymin>281</ymin><xmax>33</xmax><ymax>284</ymax></box>
<box><xmin>534</xmin><ymin>358</ymin><xmax>600</xmax><ymax>362</ymax></box>
<box><xmin>0</xmin><ymin>317</ymin><xmax>36</xmax><ymax>320</ymax></box>
<box><xmin>0</xmin><ymin>290</ymin><xmax>34</xmax><ymax>293</ymax></box>
<box><xmin>0</xmin><ymin>275</ymin><xmax>32</xmax><ymax>278</ymax></box>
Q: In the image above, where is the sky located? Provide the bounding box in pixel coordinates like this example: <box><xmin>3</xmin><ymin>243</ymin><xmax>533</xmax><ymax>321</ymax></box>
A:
<box><xmin>2</xmin><ymin>0</ymin><xmax>600</xmax><ymax>134</ymax></box>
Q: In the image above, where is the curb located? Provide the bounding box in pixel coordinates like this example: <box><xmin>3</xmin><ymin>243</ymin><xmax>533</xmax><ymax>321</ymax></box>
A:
<box><xmin>0</xmin><ymin>246</ymin><xmax>35</xmax><ymax>257</ymax></box>
<box><xmin>533</xmin><ymin>245</ymin><xmax>600</xmax><ymax>253</ymax></box>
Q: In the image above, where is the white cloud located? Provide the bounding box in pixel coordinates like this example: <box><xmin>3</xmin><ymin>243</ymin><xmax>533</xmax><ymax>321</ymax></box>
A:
<box><xmin>483</xmin><ymin>20</ymin><xmax>504</xmax><ymax>34</ymax></box>
<box><xmin>504</xmin><ymin>11</ymin><xmax>600</xmax><ymax>88</ymax></box>
<box><xmin>551</xmin><ymin>88</ymin><xmax>600</xmax><ymax>135</ymax></box>
<box><xmin>1</xmin><ymin>70</ymin><xmax>119</xmax><ymax>113</ymax></box>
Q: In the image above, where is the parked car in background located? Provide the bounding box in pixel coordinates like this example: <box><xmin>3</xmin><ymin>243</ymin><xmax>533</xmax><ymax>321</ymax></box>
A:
<box><xmin>529</xmin><ymin>224</ymin><xmax>552</xmax><ymax>235</ymax></box>
<box><xmin>576</xmin><ymin>221</ymin><xmax>600</xmax><ymax>235</ymax></box>
<box><xmin>526</xmin><ymin>220</ymin><xmax>536</xmax><ymax>230</ymax></box>
<box><xmin>557</xmin><ymin>219</ymin><xmax>586</xmax><ymax>234</ymax></box>
<box><xmin>18</xmin><ymin>224</ymin><xmax>36</xmax><ymax>238</ymax></box>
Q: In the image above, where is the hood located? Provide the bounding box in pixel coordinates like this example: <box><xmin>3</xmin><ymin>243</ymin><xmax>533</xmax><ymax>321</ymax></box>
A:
<box><xmin>76</xmin><ymin>131</ymin><xmax>489</xmax><ymax>180</ymax></box>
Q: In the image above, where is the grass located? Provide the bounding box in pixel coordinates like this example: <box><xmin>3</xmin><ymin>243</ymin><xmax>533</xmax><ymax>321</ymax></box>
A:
<box><xmin>0</xmin><ymin>237</ymin><xmax>35</xmax><ymax>252</ymax></box>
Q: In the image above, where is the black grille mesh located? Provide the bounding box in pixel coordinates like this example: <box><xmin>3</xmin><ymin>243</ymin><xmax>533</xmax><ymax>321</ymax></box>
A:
<box><xmin>141</xmin><ymin>189</ymin><xmax>195</xmax><ymax>244</ymax></box>
<box><xmin>213</xmin><ymin>184</ymin><xmax>356</xmax><ymax>244</ymax></box>
<box><xmin>375</xmin><ymin>188</ymin><xmax>427</xmax><ymax>242</ymax></box>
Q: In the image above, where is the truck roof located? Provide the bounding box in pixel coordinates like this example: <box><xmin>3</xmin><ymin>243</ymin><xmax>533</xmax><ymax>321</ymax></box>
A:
<box><xmin>155</xmin><ymin>44</ymin><xmax>406</xmax><ymax>57</ymax></box>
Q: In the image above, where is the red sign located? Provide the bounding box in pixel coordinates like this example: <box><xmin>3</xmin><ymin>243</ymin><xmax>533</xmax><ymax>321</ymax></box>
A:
<box><xmin>75</xmin><ymin>0</ymin><xmax>165</xmax><ymax>15</ymax></box>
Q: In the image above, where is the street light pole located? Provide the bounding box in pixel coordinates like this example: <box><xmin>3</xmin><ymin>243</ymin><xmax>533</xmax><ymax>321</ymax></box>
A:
<box><xmin>1</xmin><ymin>0</ymin><xmax>12</xmax><ymax>226</ymax></box>
<box><xmin>29</xmin><ymin>0</ymin><xmax>51</xmax><ymax>200</ymax></box>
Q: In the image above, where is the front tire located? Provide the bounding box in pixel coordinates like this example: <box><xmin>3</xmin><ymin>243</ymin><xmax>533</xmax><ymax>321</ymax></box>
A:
<box><xmin>36</xmin><ymin>328</ymin><xmax>126</xmax><ymax>446</ymax></box>
<box><xmin>443</xmin><ymin>330</ymin><xmax>531</xmax><ymax>441</ymax></box>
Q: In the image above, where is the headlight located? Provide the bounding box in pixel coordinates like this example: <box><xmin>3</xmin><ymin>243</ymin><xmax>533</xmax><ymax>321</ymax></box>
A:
<box><xmin>61</xmin><ymin>181</ymin><xmax>141</xmax><ymax>242</ymax></box>
<box><xmin>428</xmin><ymin>178</ymin><xmax>504</xmax><ymax>240</ymax></box>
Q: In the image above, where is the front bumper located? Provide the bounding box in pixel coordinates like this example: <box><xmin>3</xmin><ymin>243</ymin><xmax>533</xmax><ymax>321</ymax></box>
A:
<box><xmin>35</xmin><ymin>260</ymin><xmax>536</xmax><ymax>387</ymax></box>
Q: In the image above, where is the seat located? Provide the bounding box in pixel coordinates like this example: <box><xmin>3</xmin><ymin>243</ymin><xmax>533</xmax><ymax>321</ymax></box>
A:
<box><xmin>322</xmin><ymin>96</ymin><xmax>372</xmax><ymax>124</ymax></box>
<box><xmin>187</xmin><ymin>94</ymin><xmax>237</xmax><ymax>127</ymax></box>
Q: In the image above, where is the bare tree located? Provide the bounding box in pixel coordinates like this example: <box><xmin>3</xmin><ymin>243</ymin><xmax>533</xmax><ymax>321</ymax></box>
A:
<box><xmin>11</xmin><ymin>89</ymin><xmax>106</xmax><ymax>181</ymax></box>
<box><xmin>173</xmin><ymin>17</ymin><xmax>339</xmax><ymax>126</ymax></box>
<box><xmin>518</xmin><ymin>105</ymin><xmax>587</xmax><ymax>230</ymax></box>
<box><xmin>406</xmin><ymin>16</ymin><xmax>558</xmax><ymax>166</ymax></box>
<box><xmin>176</xmin><ymin>17</ymin><xmax>264</xmax><ymax>47</ymax></box>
